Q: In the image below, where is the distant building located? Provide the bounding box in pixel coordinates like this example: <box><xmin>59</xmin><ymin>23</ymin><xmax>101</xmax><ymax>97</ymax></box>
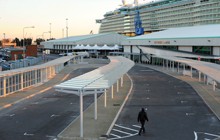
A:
<box><xmin>0</xmin><ymin>45</ymin><xmax>38</xmax><ymax>60</ymax></box>
<box><xmin>1</xmin><ymin>39</ymin><xmax>16</xmax><ymax>48</ymax></box>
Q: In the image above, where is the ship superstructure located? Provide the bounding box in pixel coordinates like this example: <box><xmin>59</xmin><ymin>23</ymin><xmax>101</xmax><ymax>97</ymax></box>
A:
<box><xmin>97</xmin><ymin>0</ymin><xmax>220</xmax><ymax>36</ymax></box>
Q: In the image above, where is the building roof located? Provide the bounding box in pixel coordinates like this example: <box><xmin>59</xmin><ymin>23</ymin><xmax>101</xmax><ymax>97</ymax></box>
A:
<box><xmin>41</xmin><ymin>33</ymin><xmax>127</xmax><ymax>48</ymax></box>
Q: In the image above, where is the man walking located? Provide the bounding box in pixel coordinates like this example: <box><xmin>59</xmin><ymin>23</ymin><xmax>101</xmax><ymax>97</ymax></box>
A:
<box><xmin>137</xmin><ymin>108</ymin><xmax>149</xmax><ymax>135</ymax></box>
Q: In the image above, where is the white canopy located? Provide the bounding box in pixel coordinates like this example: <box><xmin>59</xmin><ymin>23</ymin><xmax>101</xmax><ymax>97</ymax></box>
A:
<box><xmin>54</xmin><ymin>56</ymin><xmax>134</xmax><ymax>96</ymax></box>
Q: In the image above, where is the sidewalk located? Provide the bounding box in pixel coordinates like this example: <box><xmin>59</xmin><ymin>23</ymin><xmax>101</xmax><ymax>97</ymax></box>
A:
<box><xmin>139</xmin><ymin>64</ymin><xmax>220</xmax><ymax>121</ymax></box>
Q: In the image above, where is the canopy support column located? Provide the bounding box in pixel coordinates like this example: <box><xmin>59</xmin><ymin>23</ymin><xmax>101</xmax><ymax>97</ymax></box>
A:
<box><xmin>94</xmin><ymin>92</ymin><xmax>97</xmax><ymax>120</ymax></box>
<box><xmin>80</xmin><ymin>91</ymin><xmax>83</xmax><ymax>138</ymax></box>
<box><xmin>190</xmin><ymin>67</ymin><xmax>193</xmax><ymax>78</ymax></box>
<box><xmin>111</xmin><ymin>85</ymin><xmax>114</xmax><ymax>99</ymax></box>
<box><xmin>121</xmin><ymin>76</ymin><xmax>123</xmax><ymax>87</ymax></box>
<box><xmin>104</xmin><ymin>89</ymin><xmax>107</xmax><ymax>107</ymax></box>
<box><xmin>172</xmin><ymin>61</ymin><xmax>174</xmax><ymax>72</ymax></box>
<box><xmin>162</xmin><ymin>59</ymin><xmax>164</xmax><ymax>69</ymax></box>
<box><xmin>117</xmin><ymin>80</ymin><xmax>119</xmax><ymax>92</ymax></box>
<box><xmin>177</xmin><ymin>62</ymin><xmax>179</xmax><ymax>73</ymax></box>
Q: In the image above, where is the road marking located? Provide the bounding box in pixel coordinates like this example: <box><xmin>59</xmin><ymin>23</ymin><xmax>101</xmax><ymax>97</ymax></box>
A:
<box><xmin>0</xmin><ymin>114</ymin><xmax>15</xmax><ymax>117</ymax></box>
<box><xmin>146</xmin><ymin>89</ymin><xmax>150</xmax><ymax>92</ymax></box>
<box><xmin>194</xmin><ymin>131</ymin><xmax>198</xmax><ymax>140</ymax></box>
<box><xmin>132</xmin><ymin>125</ymin><xmax>141</xmax><ymax>128</ymax></box>
<box><xmin>9</xmin><ymin>114</ymin><xmax>15</xmax><ymax>117</ymax></box>
<box><xmin>51</xmin><ymin>114</ymin><xmax>60</xmax><ymax>117</ymax></box>
<box><xmin>205</xmin><ymin>132</ymin><xmax>220</xmax><ymax>137</ymax></box>
<box><xmin>3</xmin><ymin>104</ymin><xmax>12</xmax><ymax>108</ymax></box>
<box><xmin>24</xmin><ymin>132</ymin><xmax>34</xmax><ymax>136</ymax></box>
<box><xmin>186</xmin><ymin>113</ymin><xmax>195</xmax><ymax>116</ymax></box>
<box><xmin>112</xmin><ymin>129</ymin><xmax>132</xmax><ymax>135</ymax></box>
<box><xmin>46</xmin><ymin>135</ymin><xmax>56</xmax><ymax>138</ymax></box>
<box><xmin>115</xmin><ymin>124</ymin><xmax>139</xmax><ymax>132</ymax></box>
<box><xmin>181</xmin><ymin>101</ymin><xmax>188</xmax><ymax>103</ymax></box>
<box><xmin>110</xmin><ymin>133</ymin><xmax>121</xmax><ymax>138</ymax></box>
<box><xmin>194</xmin><ymin>131</ymin><xmax>220</xmax><ymax>140</ymax></box>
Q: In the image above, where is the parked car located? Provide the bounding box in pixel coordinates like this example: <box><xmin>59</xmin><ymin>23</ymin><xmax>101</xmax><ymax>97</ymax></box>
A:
<box><xmin>59</xmin><ymin>53</ymin><xmax>66</xmax><ymax>56</ymax></box>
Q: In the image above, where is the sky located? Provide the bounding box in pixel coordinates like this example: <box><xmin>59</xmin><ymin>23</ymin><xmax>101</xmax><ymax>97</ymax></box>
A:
<box><xmin>0</xmin><ymin>0</ymin><xmax>147</xmax><ymax>40</ymax></box>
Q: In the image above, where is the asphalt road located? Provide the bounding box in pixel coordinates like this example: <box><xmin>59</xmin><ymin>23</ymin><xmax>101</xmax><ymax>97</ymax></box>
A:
<box><xmin>108</xmin><ymin>65</ymin><xmax>220</xmax><ymax>140</ymax></box>
<box><xmin>0</xmin><ymin>68</ymin><xmax>97</xmax><ymax>140</ymax></box>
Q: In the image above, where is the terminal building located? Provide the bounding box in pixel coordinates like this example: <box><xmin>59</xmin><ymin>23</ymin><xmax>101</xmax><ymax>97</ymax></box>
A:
<box><xmin>41</xmin><ymin>24</ymin><xmax>220</xmax><ymax>63</ymax></box>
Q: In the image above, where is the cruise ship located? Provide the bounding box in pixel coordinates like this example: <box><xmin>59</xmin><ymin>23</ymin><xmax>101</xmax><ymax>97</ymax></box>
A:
<box><xmin>97</xmin><ymin>0</ymin><xmax>220</xmax><ymax>36</ymax></box>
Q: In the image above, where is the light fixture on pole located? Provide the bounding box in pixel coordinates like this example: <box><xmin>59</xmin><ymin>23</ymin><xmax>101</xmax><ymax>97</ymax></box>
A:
<box><xmin>23</xmin><ymin>26</ymin><xmax>35</xmax><ymax>59</ymax></box>
<box><xmin>66</xmin><ymin>18</ymin><xmax>69</xmax><ymax>54</ymax></box>
<box><xmin>49</xmin><ymin>23</ymin><xmax>52</xmax><ymax>39</ymax></box>
<box><xmin>66</xmin><ymin>18</ymin><xmax>68</xmax><ymax>38</ymax></box>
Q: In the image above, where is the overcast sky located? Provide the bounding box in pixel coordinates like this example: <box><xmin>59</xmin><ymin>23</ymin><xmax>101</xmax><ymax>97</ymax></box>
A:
<box><xmin>0</xmin><ymin>0</ymin><xmax>148</xmax><ymax>40</ymax></box>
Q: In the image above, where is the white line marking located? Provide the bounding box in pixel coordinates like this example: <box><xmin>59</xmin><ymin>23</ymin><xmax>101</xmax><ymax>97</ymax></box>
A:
<box><xmin>204</xmin><ymin>132</ymin><xmax>220</xmax><ymax>137</ymax></box>
<box><xmin>132</xmin><ymin>125</ymin><xmax>141</xmax><ymax>128</ymax></box>
<box><xmin>186</xmin><ymin>113</ymin><xmax>195</xmax><ymax>116</ymax></box>
<box><xmin>10</xmin><ymin>114</ymin><xmax>15</xmax><ymax>117</ymax></box>
<box><xmin>194</xmin><ymin>131</ymin><xmax>198</xmax><ymax>140</ymax></box>
<box><xmin>24</xmin><ymin>132</ymin><xmax>34</xmax><ymax>136</ymax></box>
<box><xmin>204</xmin><ymin>138</ymin><xmax>210</xmax><ymax>140</ymax></box>
<box><xmin>46</xmin><ymin>135</ymin><xmax>56</xmax><ymax>138</ymax></box>
<box><xmin>110</xmin><ymin>133</ymin><xmax>121</xmax><ymax>138</ymax></box>
<box><xmin>112</xmin><ymin>129</ymin><xmax>132</xmax><ymax>135</ymax></box>
<box><xmin>114</xmin><ymin>124</ymin><xmax>139</xmax><ymax>132</ymax></box>
<box><xmin>51</xmin><ymin>114</ymin><xmax>60</xmax><ymax>117</ymax></box>
<box><xmin>181</xmin><ymin>101</ymin><xmax>188</xmax><ymax>103</ymax></box>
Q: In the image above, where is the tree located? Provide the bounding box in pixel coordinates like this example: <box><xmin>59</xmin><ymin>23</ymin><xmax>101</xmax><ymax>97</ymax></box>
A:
<box><xmin>35</xmin><ymin>38</ymin><xmax>45</xmax><ymax>45</ymax></box>
<box><xmin>13</xmin><ymin>38</ymin><xmax>21</xmax><ymax>46</ymax></box>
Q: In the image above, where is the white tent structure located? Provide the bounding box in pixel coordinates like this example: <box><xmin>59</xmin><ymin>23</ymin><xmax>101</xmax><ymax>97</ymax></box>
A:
<box><xmin>54</xmin><ymin>56</ymin><xmax>134</xmax><ymax>137</ymax></box>
<box><xmin>41</xmin><ymin>32</ymin><xmax>126</xmax><ymax>51</ymax></box>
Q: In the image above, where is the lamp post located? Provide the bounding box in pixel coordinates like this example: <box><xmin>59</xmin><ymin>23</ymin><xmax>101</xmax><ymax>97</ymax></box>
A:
<box><xmin>66</xmin><ymin>18</ymin><xmax>68</xmax><ymax>38</ymax></box>
<box><xmin>66</xmin><ymin>18</ymin><xmax>69</xmax><ymax>54</ymax></box>
<box><xmin>49</xmin><ymin>23</ymin><xmax>52</xmax><ymax>39</ymax></box>
<box><xmin>23</xmin><ymin>26</ymin><xmax>35</xmax><ymax>59</ymax></box>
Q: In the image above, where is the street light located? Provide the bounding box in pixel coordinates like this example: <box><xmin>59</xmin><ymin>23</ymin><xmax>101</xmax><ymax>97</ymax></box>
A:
<box><xmin>66</xmin><ymin>18</ymin><xmax>68</xmax><ymax>38</ymax></box>
<box><xmin>66</xmin><ymin>18</ymin><xmax>69</xmax><ymax>54</ymax></box>
<box><xmin>49</xmin><ymin>23</ymin><xmax>52</xmax><ymax>39</ymax></box>
<box><xmin>23</xmin><ymin>26</ymin><xmax>35</xmax><ymax>59</ymax></box>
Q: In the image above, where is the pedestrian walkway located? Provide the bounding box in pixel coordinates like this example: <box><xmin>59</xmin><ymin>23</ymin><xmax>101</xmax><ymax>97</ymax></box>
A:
<box><xmin>139</xmin><ymin>64</ymin><xmax>220</xmax><ymax>121</ymax></box>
